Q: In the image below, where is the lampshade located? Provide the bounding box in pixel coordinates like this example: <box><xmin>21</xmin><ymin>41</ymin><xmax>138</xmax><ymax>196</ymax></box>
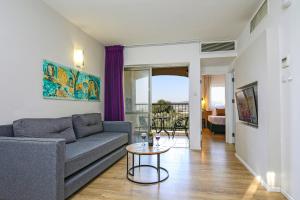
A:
<box><xmin>201</xmin><ymin>98</ymin><xmax>206</xmax><ymax>109</ymax></box>
<box><xmin>74</xmin><ymin>49</ymin><xmax>84</xmax><ymax>69</ymax></box>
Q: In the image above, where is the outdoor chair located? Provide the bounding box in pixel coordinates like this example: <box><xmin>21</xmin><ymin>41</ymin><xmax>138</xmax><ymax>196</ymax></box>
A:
<box><xmin>172</xmin><ymin>117</ymin><xmax>189</xmax><ymax>138</ymax></box>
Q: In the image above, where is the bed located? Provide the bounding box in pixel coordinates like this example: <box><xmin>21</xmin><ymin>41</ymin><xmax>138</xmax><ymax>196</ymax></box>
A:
<box><xmin>207</xmin><ymin>108</ymin><xmax>226</xmax><ymax>134</ymax></box>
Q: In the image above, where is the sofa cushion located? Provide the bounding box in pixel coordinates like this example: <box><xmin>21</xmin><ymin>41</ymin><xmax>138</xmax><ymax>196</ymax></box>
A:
<box><xmin>65</xmin><ymin>132</ymin><xmax>128</xmax><ymax>178</ymax></box>
<box><xmin>0</xmin><ymin>125</ymin><xmax>14</xmax><ymax>137</ymax></box>
<box><xmin>72</xmin><ymin>113</ymin><xmax>103</xmax><ymax>138</ymax></box>
<box><xmin>13</xmin><ymin>117</ymin><xmax>76</xmax><ymax>144</ymax></box>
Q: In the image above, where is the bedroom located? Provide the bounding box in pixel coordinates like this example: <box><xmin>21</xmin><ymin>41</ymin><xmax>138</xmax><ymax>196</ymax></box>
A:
<box><xmin>200</xmin><ymin>56</ymin><xmax>236</xmax><ymax>144</ymax></box>
<box><xmin>202</xmin><ymin>74</ymin><xmax>226</xmax><ymax>140</ymax></box>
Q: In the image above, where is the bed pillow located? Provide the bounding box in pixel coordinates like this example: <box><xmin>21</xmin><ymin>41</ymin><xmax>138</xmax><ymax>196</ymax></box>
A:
<box><xmin>72</xmin><ymin>113</ymin><xmax>104</xmax><ymax>138</ymax></box>
<box><xmin>216</xmin><ymin>108</ymin><xmax>225</xmax><ymax>116</ymax></box>
<box><xmin>13</xmin><ymin>117</ymin><xmax>76</xmax><ymax>144</ymax></box>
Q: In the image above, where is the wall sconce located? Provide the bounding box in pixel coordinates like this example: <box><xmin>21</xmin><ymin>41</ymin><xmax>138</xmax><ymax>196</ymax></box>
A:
<box><xmin>201</xmin><ymin>98</ymin><xmax>206</xmax><ymax>110</ymax></box>
<box><xmin>74</xmin><ymin>49</ymin><xmax>84</xmax><ymax>69</ymax></box>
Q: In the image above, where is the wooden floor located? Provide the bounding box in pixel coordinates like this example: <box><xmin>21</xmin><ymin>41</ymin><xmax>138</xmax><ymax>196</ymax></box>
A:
<box><xmin>70</xmin><ymin>129</ymin><xmax>286</xmax><ymax>200</ymax></box>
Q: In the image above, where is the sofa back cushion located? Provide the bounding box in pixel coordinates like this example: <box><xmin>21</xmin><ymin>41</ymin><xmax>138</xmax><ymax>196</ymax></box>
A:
<box><xmin>0</xmin><ymin>125</ymin><xmax>14</xmax><ymax>137</ymax></box>
<box><xmin>72</xmin><ymin>113</ymin><xmax>103</xmax><ymax>138</ymax></box>
<box><xmin>13</xmin><ymin>117</ymin><xmax>76</xmax><ymax>143</ymax></box>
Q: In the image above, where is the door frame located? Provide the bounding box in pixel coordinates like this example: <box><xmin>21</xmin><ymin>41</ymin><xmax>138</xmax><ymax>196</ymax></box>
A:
<box><xmin>226</xmin><ymin>70</ymin><xmax>235</xmax><ymax>144</ymax></box>
<box><xmin>124</xmin><ymin>64</ymin><xmax>190</xmax><ymax>144</ymax></box>
<box><xmin>200</xmin><ymin>70</ymin><xmax>235</xmax><ymax>144</ymax></box>
<box><xmin>124</xmin><ymin>66</ymin><xmax>152</xmax><ymax>135</ymax></box>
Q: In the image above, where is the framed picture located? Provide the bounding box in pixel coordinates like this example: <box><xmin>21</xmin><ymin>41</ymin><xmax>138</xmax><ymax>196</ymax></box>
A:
<box><xmin>235</xmin><ymin>82</ymin><xmax>258</xmax><ymax>127</ymax></box>
<box><xmin>235</xmin><ymin>90</ymin><xmax>250</xmax><ymax>122</ymax></box>
<box><xmin>43</xmin><ymin>60</ymin><xmax>101</xmax><ymax>101</ymax></box>
<box><xmin>244</xmin><ymin>87</ymin><xmax>258</xmax><ymax>125</ymax></box>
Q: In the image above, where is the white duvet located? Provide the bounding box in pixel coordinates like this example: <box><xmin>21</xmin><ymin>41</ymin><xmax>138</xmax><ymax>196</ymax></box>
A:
<box><xmin>208</xmin><ymin>115</ymin><xmax>226</xmax><ymax>125</ymax></box>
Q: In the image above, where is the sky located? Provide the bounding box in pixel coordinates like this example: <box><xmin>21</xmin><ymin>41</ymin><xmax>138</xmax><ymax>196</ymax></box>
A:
<box><xmin>135</xmin><ymin>75</ymin><xmax>189</xmax><ymax>103</ymax></box>
<box><xmin>152</xmin><ymin>75</ymin><xmax>188</xmax><ymax>103</ymax></box>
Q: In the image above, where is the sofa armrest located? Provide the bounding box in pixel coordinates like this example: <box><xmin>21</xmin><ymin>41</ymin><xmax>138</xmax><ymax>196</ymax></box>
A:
<box><xmin>103</xmin><ymin>121</ymin><xmax>134</xmax><ymax>144</ymax></box>
<box><xmin>0</xmin><ymin>137</ymin><xmax>65</xmax><ymax>200</ymax></box>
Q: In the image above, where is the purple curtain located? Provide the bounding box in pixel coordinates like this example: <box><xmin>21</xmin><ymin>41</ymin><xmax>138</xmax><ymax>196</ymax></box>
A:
<box><xmin>104</xmin><ymin>45</ymin><xmax>125</xmax><ymax>121</ymax></box>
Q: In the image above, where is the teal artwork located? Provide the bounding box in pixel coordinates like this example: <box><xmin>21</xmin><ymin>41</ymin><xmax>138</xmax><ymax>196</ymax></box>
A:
<box><xmin>43</xmin><ymin>60</ymin><xmax>100</xmax><ymax>101</ymax></box>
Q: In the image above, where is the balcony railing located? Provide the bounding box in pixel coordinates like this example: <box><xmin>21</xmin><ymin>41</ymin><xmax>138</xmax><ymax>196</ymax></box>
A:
<box><xmin>133</xmin><ymin>103</ymin><xmax>189</xmax><ymax>134</ymax></box>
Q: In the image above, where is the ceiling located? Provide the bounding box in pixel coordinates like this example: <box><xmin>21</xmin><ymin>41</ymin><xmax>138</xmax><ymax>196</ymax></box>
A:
<box><xmin>42</xmin><ymin>0</ymin><xmax>263</xmax><ymax>46</ymax></box>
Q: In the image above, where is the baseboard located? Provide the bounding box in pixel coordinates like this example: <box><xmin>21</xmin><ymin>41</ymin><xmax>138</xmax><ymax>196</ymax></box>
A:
<box><xmin>281</xmin><ymin>188</ymin><xmax>296</xmax><ymax>200</ymax></box>
<box><xmin>263</xmin><ymin>182</ymin><xmax>281</xmax><ymax>193</ymax></box>
<box><xmin>234</xmin><ymin>153</ymin><xmax>281</xmax><ymax>193</ymax></box>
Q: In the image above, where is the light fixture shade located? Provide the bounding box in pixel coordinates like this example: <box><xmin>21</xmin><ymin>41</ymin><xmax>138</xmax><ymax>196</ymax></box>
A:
<box><xmin>201</xmin><ymin>98</ymin><xmax>206</xmax><ymax>109</ymax></box>
<box><xmin>74</xmin><ymin>49</ymin><xmax>84</xmax><ymax>69</ymax></box>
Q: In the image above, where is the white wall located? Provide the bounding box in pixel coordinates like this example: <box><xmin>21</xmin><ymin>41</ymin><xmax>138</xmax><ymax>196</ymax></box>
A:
<box><xmin>235</xmin><ymin>7</ymin><xmax>282</xmax><ymax>191</ymax></box>
<box><xmin>279</xmin><ymin>1</ymin><xmax>300</xmax><ymax>199</ymax></box>
<box><xmin>201</xmin><ymin>66</ymin><xmax>231</xmax><ymax>75</ymax></box>
<box><xmin>0</xmin><ymin>0</ymin><xmax>104</xmax><ymax>124</ymax></box>
<box><xmin>234</xmin><ymin>0</ymin><xmax>300</xmax><ymax>198</ymax></box>
<box><xmin>234</xmin><ymin>32</ymin><xmax>270</xmax><ymax>189</ymax></box>
<box><xmin>124</xmin><ymin>43</ymin><xmax>201</xmax><ymax>150</ymax></box>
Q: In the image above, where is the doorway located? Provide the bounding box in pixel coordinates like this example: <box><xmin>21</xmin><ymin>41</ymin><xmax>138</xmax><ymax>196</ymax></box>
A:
<box><xmin>201</xmin><ymin>74</ymin><xmax>226</xmax><ymax>142</ymax></box>
<box><xmin>201</xmin><ymin>71</ymin><xmax>235</xmax><ymax>144</ymax></box>
<box><xmin>124</xmin><ymin>65</ymin><xmax>190</xmax><ymax>148</ymax></box>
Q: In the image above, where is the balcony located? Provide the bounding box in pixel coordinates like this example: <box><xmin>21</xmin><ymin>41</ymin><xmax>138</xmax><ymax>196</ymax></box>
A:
<box><xmin>127</xmin><ymin>103</ymin><xmax>189</xmax><ymax>138</ymax></box>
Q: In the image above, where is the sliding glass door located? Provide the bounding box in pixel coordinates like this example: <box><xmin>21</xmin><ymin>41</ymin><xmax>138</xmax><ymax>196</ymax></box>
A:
<box><xmin>124</xmin><ymin>67</ymin><xmax>151</xmax><ymax>142</ymax></box>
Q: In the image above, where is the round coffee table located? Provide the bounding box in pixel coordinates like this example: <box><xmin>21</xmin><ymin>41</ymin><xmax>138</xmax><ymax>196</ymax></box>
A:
<box><xmin>126</xmin><ymin>143</ymin><xmax>171</xmax><ymax>184</ymax></box>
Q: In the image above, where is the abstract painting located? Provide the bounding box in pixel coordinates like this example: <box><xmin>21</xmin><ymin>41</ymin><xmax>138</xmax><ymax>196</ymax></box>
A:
<box><xmin>43</xmin><ymin>60</ymin><xmax>100</xmax><ymax>101</ymax></box>
<box><xmin>244</xmin><ymin>87</ymin><xmax>258</xmax><ymax>125</ymax></box>
<box><xmin>235</xmin><ymin>90</ymin><xmax>250</xmax><ymax>122</ymax></box>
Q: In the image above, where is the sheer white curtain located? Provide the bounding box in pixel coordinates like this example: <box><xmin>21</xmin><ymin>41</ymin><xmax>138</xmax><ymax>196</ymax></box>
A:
<box><xmin>202</xmin><ymin>75</ymin><xmax>211</xmax><ymax>110</ymax></box>
<box><xmin>209</xmin><ymin>75</ymin><xmax>225</xmax><ymax>109</ymax></box>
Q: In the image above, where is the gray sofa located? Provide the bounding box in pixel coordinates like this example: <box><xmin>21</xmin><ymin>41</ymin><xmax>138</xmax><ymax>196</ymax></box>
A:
<box><xmin>0</xmin><ymin>113</ymin><xmax>133</xmax><ymax>200</ymax></box>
